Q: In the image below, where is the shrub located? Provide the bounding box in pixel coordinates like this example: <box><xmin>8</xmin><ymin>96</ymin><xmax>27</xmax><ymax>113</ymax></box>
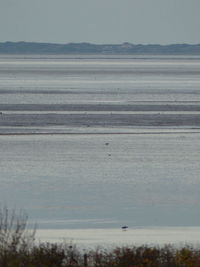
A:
<box><xmin>0</xmin><ymin>206</ymin><xmax>35</xmax><ymax>252</ymax></box>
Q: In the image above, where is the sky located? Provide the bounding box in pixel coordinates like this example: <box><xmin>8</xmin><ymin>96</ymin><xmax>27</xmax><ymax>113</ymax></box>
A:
<box><xmin>1</xmin><ymin>0</ymin><xmax>200</xmax><ymax>44</ymax></box>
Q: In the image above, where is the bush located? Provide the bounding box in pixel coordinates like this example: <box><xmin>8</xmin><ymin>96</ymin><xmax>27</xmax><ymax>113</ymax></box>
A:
<box><xmin>0</xmin><ymin>206</ymin><xmax>35</xmax><ymax>252</ymax></box>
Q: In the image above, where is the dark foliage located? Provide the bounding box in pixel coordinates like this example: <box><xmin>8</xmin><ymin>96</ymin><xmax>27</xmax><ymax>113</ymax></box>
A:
<box><xmin>0</xmin><ymin>243</ymin><xmax>200</xmax><ymax>267</ymax></box>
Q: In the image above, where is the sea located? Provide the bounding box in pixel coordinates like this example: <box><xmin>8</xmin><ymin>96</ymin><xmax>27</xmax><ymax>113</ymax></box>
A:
<box><xmin>0</xmin><ymin>54</ymin><xmax>200</xmax><ymax>247</ymax></box>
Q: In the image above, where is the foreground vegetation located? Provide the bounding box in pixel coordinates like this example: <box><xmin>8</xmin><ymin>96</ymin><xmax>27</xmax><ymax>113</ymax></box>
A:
<box><xmin>2</xmin><ymin>241</ymin><xmax>200</xmax><ymax>267</ymax></box>
<box><xmin>1</xmin><ymin>207</ymin><xmax>200</xmax><ymax>266</ymax></box>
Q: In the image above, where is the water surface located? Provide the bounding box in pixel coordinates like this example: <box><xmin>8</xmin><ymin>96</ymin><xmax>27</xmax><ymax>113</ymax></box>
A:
<box><xmin>0</xmin><ymin>55</ymin><xmax>200</xmax><ymax>245</ymax></box>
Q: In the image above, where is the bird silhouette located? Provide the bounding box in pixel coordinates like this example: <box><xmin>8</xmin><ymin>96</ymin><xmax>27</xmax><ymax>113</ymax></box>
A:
<box><xmin>121</xmin><ymin>226</ymin><xmax>128</xmax><ymax>230</ymax></box>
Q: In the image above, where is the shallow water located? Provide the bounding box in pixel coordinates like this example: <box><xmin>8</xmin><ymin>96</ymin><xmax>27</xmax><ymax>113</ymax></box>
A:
<box><xmin>0</xmin><ymin>55</ymin><xmax>200</xmax><ymax>244</ymax></box>
<box><xmin>1</xmin><ymin>133</ymin><xmax>200</xmax><ymax>229</ymax></box>
<box><xmin>1</xmin><ymin>55</ymin><xmax>200</xmax><ymax>105</ymax></box>
<box><xmin>36</xmin><ymin>227</ymin><xmax>200</xmax><ymax>247</ymax></box>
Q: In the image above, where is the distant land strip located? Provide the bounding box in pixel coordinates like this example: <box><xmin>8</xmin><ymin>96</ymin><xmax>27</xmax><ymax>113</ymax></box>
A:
<box><xmin>1</xmin><ymin>131</ymin><xmax>200</xmax><ymax>136</ymax></box>
<box><xmin>0</xmin><ymin>42</ymin><xmax>200</xmax><ymax>54</ymax></box>
<box><xmin>1</xmin><ymin>103</ymin><xmax>200</xmax><ymax>112</ymax></box>
<box><xmin>1</xmin><ymin>113</ymin><xmax>200</xmax><ymax>127</ymax></box>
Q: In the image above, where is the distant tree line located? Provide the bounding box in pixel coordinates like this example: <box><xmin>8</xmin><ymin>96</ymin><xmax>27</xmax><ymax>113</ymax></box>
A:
<box><xmin>0</xmin><ymin>41</ymin><xmax>200</xmax><ymax>54</ymax></box>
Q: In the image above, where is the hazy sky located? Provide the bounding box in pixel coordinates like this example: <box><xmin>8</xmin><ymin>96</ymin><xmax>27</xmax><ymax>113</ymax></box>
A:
<box><xmin>1</xmin><ymin>0</ymin><xmax>200</xmax><ymax>44</ymax></box>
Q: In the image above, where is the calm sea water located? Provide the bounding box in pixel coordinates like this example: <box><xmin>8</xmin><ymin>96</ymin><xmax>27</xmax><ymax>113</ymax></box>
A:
<box><xmin>0</xmin><ymin>55</ymin><xmax>200</xmax><ymax>245</ymax></box>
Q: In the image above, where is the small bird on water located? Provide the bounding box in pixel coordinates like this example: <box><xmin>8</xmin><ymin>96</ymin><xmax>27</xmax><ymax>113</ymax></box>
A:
<box><xmin>121</xmin><ymin>226</ymin><xmax>128</xmax><ymax>231</ymax></box>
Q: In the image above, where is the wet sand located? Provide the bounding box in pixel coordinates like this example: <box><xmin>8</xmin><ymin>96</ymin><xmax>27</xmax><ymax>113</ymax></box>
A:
<box><xmin>0</xmin><ymin>103</ymin><xmax>200</xmax><ymax>134</ymax></box>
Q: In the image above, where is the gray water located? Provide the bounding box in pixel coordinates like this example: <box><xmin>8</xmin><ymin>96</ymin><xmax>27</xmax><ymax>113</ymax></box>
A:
<box><xmin>0</xmin><ymin>55</ymin><xmax>200</xmax><ymax>244</ymax></box>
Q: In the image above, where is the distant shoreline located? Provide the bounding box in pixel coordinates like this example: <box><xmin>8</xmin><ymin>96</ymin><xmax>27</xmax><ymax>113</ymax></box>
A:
<box><xmin>0</xmin><ymin>41</ymin><xmax>200</xmax><ymax>55</ymax></box>
<box><xmin>0</xmin><ymin>129</ymin><xmax>200</xmax><ymax>136</ymax></box>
